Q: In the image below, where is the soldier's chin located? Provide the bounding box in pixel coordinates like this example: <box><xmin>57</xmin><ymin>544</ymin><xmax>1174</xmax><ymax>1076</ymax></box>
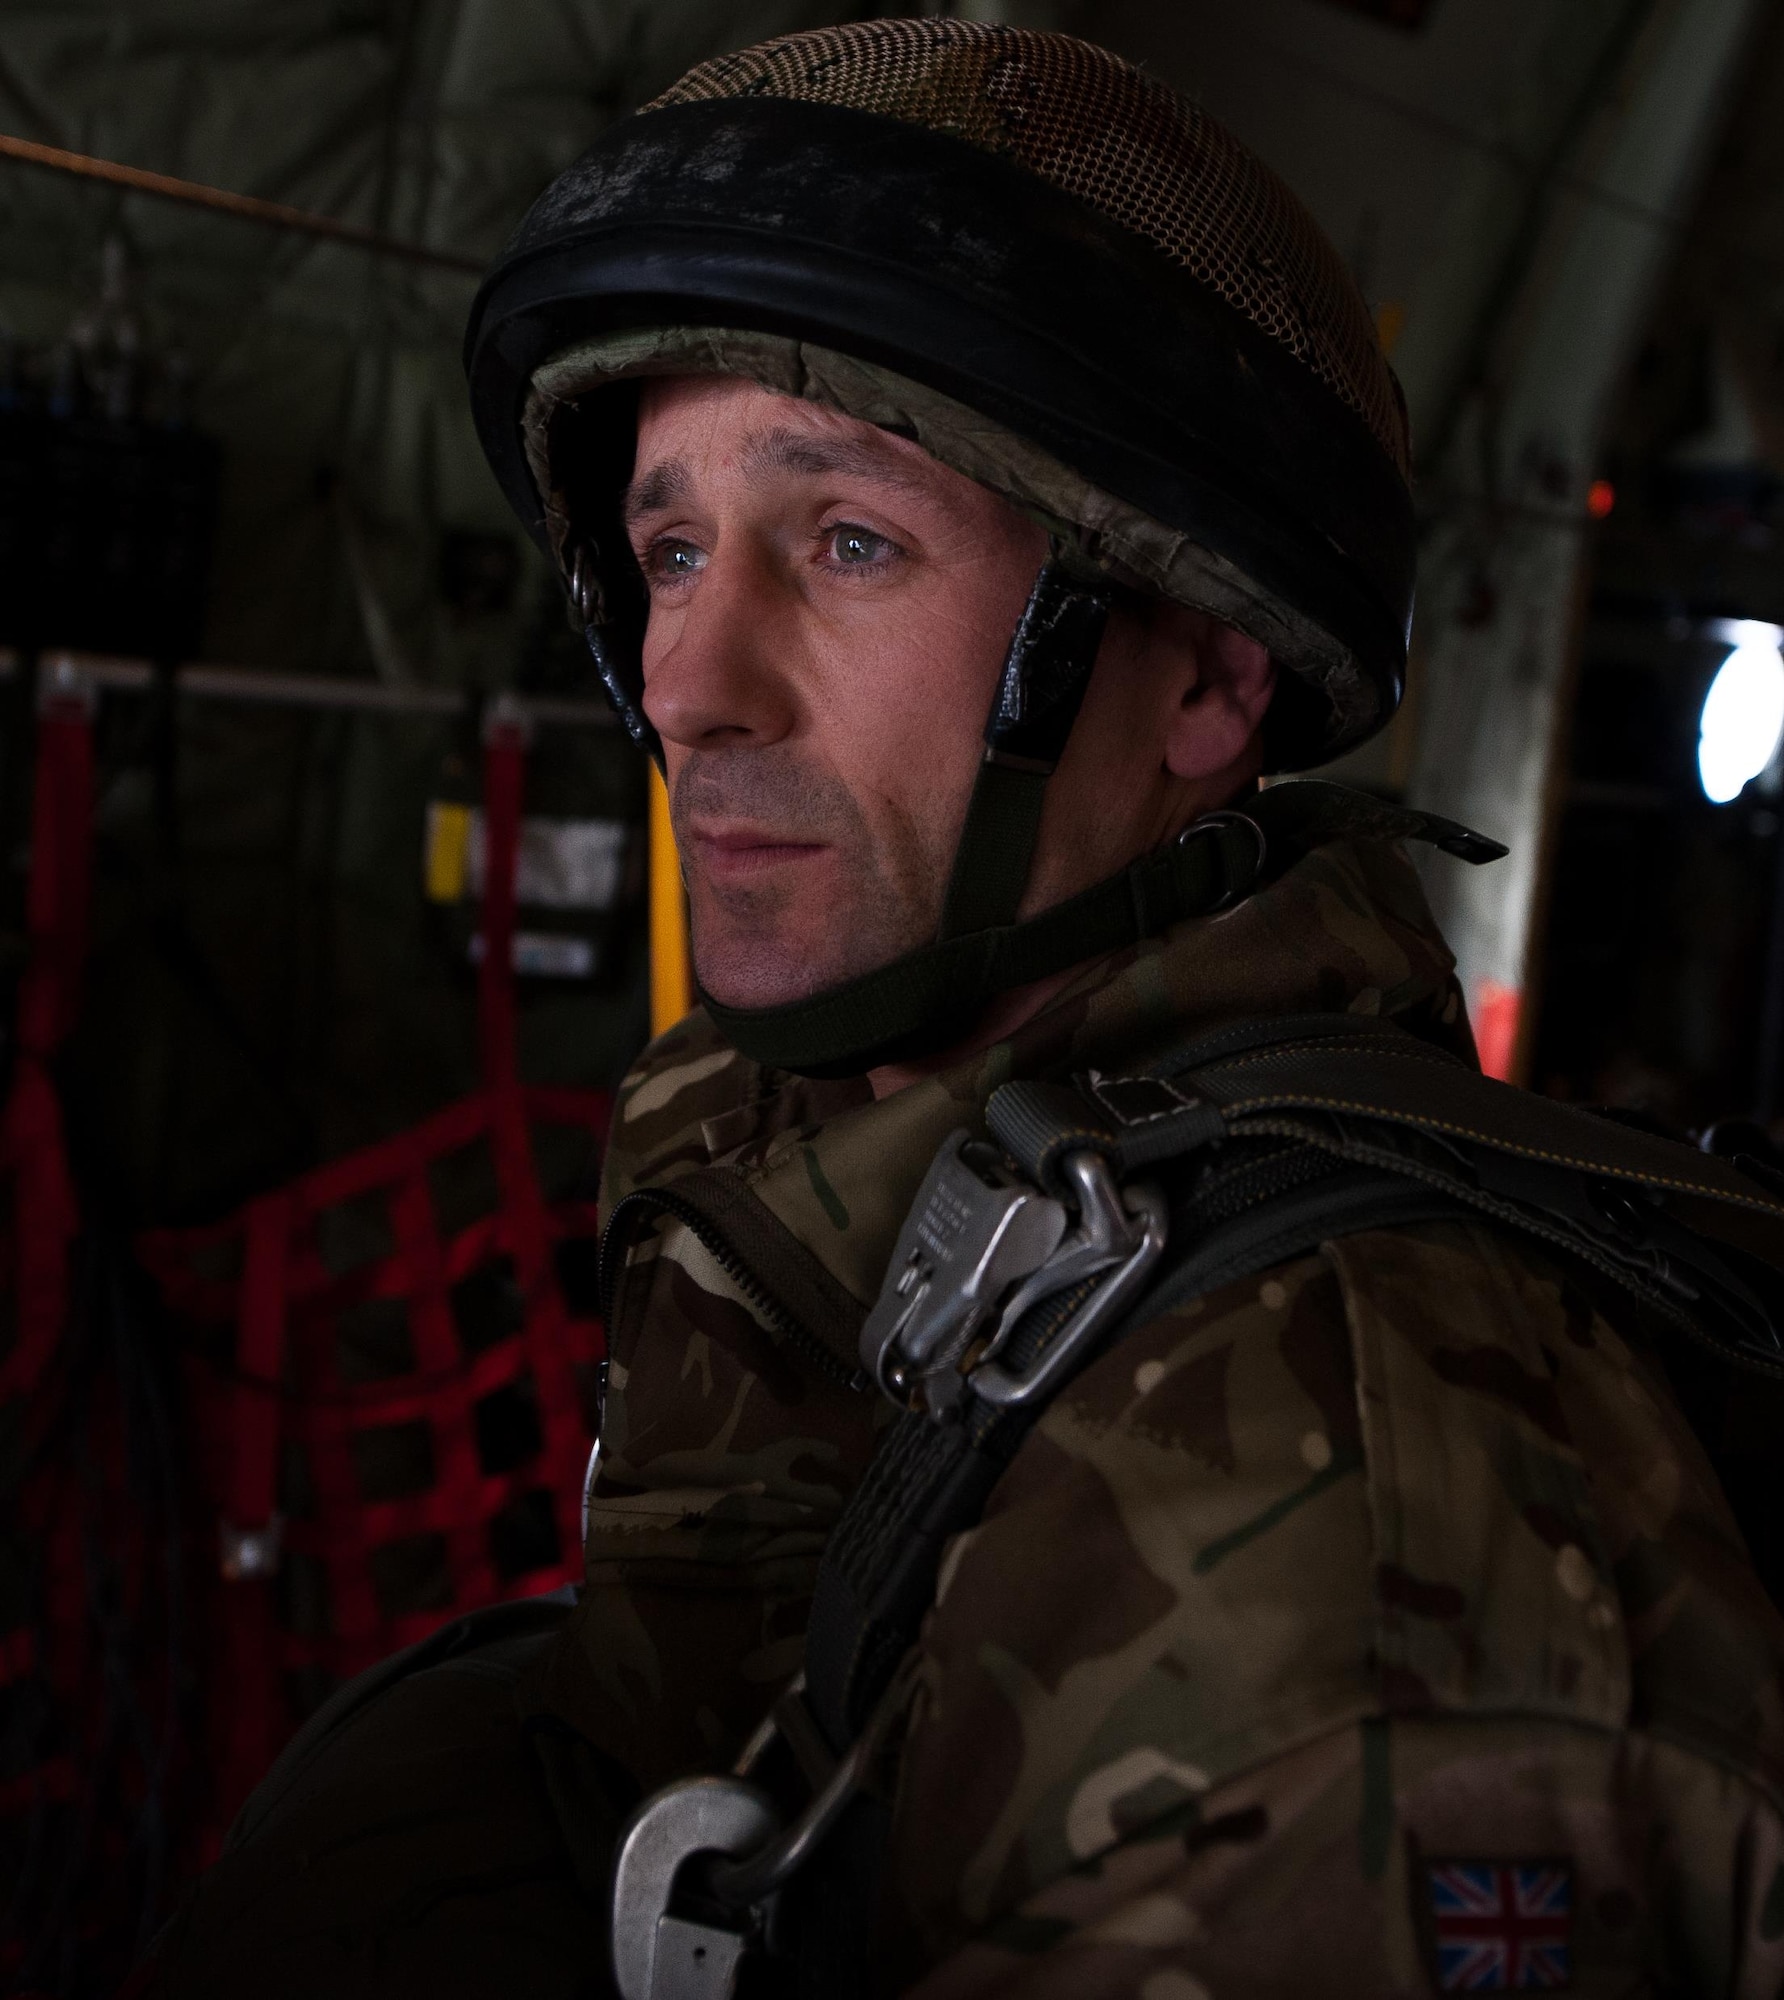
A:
<box><xmin>692</xmin><ymin>920</ymin><xmax>917</xmax><ymax>1012</ymax></box>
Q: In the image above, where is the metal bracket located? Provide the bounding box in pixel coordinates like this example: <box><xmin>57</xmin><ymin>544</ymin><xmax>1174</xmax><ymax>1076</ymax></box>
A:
<box><xmin>970</xmin><ymin>1153</ymin><xmax>1168</xmax><ymax>1409</ymax></box>
<box><xmin>859</xmin><ymin>1134</ymin><xmax>1067</xmax><ymax>1412</ymax></box>
<box><xmin>859</xmin><ymin>1131</ymin><xmax>1168</xmax><ymax>1419</ymax></box>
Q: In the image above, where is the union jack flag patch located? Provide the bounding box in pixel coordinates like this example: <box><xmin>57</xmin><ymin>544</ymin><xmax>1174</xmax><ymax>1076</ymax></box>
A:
<box><xmin>1426</xmin><ymin>1862</ymin><xmax>1572</xmax><ymax>1990</ymax></box>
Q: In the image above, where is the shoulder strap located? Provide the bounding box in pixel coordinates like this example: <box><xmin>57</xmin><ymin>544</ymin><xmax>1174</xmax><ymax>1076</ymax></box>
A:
<box><xmin>987</xmin><ymin>1014</ymin><xmax>1784</xmax><ymax>1376</ymax></box>
<box><xmin>812</xmin><ymin>1014</ymin><xmax>1784</xmax><ymax>1749</ymax></box>
<box><xmin>992</xmin><ymin>1012</ymin><xmax>1770</xmax><ymax>1211</ymax></box>
<box><xmin>791</xmin><ymin>1016</ymin><xmax>1784</xmax><ymax>1990</ymax></box>
<box><xmin>804</xmin><ymin>1142</ymin><xmax>1458</xmax><ymax>1750</ymax></box>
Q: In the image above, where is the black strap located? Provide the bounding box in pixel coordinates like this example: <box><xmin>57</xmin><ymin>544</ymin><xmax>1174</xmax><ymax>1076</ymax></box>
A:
<box><xmin>938</xmin><ymin>560</ymin><xmax>1111</xmax><ymax>939</ymax></box>
<box><xmin>786</xmin><ymin>1017</ymin><xmax>1784</xmax><ymax>1990</ymax></box>
<box><xmin>802</xmin><ymin>1138</ymin><xmax>1459</xmax><ymax>1751</ymax></box>
<box><xmin>571</xmin><ymin>538</ymin><xmax>661</xmax><ymax>766</ymax></box>
<box><xmin>704</xmin><ymin>784</ymin><xmax>1503</xmax><ymax>1078</ymax></box>
<box><xmin>988</xmin><ymin>1016</ymin><xmax>1784</xmax><ymax>1364</ymax></box>
<box><xmin>806</xmin><ymin>1014</ymin><xmax>1784</xmax><ymax>1748</ymax></box>
<box><xmin>936</xmin><ymin>758</ymin><xmax>1051</xmax><ymax>941</ymax></box>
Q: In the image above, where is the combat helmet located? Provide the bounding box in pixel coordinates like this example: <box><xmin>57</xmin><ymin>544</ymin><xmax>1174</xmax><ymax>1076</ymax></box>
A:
<box><xmin>464</xmin><ymin>18</ymin><xmax>1416</xmax><ymax>1075</ymax></box>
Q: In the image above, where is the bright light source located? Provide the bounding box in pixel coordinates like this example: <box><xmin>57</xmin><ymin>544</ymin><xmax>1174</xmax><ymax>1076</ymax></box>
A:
<box><xmin>1699</xmin><ymin>621</ymin><xmax>1784</xmax><ymax>804</ymax></box>
<box><xmin>1587</xmin><ymin>479</ymin><xmax>1616</xmax><ymax>520</ymax></box>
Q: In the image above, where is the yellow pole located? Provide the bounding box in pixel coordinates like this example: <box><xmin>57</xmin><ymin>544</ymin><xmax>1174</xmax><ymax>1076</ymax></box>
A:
<box><xmin>648</xmin><ymin>763</ymin><xmax>694</xmax><ymax>1035</ymax></box>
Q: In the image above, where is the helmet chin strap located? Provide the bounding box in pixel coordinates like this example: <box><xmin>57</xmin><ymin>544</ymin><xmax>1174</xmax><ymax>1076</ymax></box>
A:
<box><xmin>935</xmin><ymin>556</ymin><xmax>1111</xmax><ymax>940</ymax></box>
<box><xmin>570</xmin><ymin>543</ymin><xmax>1264</xmax><ymax>1077</ymax></box>
<box><xmin>571</xmin><ymin>539</ymin><xmax>1505</xmax><ymax>1079</ymax></box>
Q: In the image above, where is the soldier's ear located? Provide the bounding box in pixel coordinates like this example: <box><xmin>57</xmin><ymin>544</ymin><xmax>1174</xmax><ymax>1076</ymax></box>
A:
<box><xmin>1160</xmin><ymin>613</ymin><xmax>1274</xmax><ymax>783</ymax></box>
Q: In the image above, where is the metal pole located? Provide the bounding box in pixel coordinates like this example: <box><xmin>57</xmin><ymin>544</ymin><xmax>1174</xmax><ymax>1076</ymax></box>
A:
<box><xmin>2</xmin><ymin>649</ymin><xmax>614</xmax><ymax>732</ymax></box>
<box><xmin>648</xmin><ymin>762</ymin><xmax>694</xmax><ymax>1035</ymax></box>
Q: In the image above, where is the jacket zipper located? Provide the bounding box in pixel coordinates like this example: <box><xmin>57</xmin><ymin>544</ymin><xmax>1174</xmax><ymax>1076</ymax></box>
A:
<box><xmin>598</xmin><ymin>1186</ymin><xmax>868</xmax><ymax>1392</ymax></box>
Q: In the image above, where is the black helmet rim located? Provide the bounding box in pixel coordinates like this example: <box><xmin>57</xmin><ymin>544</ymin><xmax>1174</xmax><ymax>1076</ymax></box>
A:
<box><xmin>465</xmin><ymin>97</ymin><xmax>1413</xmax><ymax>766</ymax></box>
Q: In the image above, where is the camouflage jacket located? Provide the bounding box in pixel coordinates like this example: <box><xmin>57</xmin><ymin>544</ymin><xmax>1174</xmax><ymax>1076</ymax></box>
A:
<box><xmin>526</xmin><ymin>833</ymin><xmax>1784</xmax><ymax>1997</ymax></box>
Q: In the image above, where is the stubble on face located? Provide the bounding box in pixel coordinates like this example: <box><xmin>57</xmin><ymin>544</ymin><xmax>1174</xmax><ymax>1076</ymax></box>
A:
<box><xmin>673</xmin><ymin>744</ymin><xmax>945</xmax><ymax>1005</ymax></box>
<box><xmin>629</xmin><ymin>377</ymin><xmax>1053</xmax><ymax>1013</ymax></box>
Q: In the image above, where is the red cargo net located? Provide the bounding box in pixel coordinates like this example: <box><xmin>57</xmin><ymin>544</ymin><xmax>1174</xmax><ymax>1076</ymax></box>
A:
<box><xmin>137</xmin><ymin>717</ymin><xmax>610</xmax><ymax>1834</ymax></box>
<box><xmin>0</xmin><ymin>676</ymin><xmax>188</xmax><ymax>1993</ymax></box>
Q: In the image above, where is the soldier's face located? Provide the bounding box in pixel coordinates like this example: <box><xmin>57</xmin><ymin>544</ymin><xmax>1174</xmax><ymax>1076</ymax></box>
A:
<box><xmin>627</xmin><ymin>376</ymin><xmax>1271</xmax><ymax>1015</ymax></box>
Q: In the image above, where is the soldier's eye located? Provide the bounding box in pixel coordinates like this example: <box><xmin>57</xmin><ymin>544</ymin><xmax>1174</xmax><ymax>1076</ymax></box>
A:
<box><xmin>827</xmin><ymin>524</ymin><xmax>897</xmax><ymax>567</ymax></box>
<box><xmin>646</xmin><ymin>539</ymin><xmax>706</xmax><ymax>582</ymax></box>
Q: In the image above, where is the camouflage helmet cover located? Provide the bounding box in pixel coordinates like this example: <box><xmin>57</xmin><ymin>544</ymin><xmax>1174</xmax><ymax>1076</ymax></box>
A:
<box><xmin>465</xmin><ymin>18</ymin><xmax>1416</xmax><ymax>771</ymax></box>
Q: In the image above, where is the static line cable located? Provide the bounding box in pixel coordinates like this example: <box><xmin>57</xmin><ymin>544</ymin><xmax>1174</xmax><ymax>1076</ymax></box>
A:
<box><xmin>0</xmin><ymin>131</ymin><xmax>484</xmax><ymax>276</ymax></box>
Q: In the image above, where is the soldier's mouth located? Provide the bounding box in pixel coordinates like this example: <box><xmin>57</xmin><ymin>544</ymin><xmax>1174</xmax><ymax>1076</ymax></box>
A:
<box><xmin>688</xmin><ymin>826</ymin><xmax>831</xmax><ymax>881</ymax></box>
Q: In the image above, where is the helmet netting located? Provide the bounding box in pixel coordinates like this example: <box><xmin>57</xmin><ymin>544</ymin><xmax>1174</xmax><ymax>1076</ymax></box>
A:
<box><xmin>650</xmin><ymin>18</ymin><xmax>1409</xmax><ymax>479</ymax></box>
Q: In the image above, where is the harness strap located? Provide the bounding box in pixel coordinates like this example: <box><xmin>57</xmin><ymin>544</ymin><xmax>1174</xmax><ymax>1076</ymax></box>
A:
<box><xmin>607</xmin><ymin>1013</ymin><xmax>1784</xmax><ymax>1991</ymax></box>
<box><xmin>803</xmin><ymin>1149</ymin><xmax>1457</xmax><ymax>1751</ymax></box>
<box><xmin>807</xmin><ymin>1013</ymin><xmax>1784</xmax><ymax>1750</ymax></box>
<box><xmin>988</xmin><ymin>1016</ymin><xmax>1784</xmax><ymax>1373</ymax></box>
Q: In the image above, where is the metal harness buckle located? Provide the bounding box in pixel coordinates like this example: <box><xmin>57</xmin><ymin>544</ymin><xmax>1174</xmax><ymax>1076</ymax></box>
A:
<box><xmin>859</xmin><ymin>1137</ymin><xmax>1067</xmax><ymax>1415</ymax></box>
<box><xmin>858</xmin><ymin>1133</ymin><xmax>1167</xmax><ymax>1417</ymax></box>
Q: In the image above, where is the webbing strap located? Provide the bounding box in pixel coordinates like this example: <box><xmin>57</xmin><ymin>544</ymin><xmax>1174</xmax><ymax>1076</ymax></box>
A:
<box><xmin>937</xmin><ymin>560</ymin><xmax>1110</xmax><ymax>941</ymax></box>
<box><xmin>804</xmin><ymin>1411</ymin><xmax>1010</xmax><ymax>1751</ymax></box>
<box><xmin>936</xmin><ymin>759</ymin><xmax>1048</xmax><ymax>941</ymax></box>
<box><xmin>0</xmin><ymin>1065</ymin><xmax>78</xmax><ymax>1408</ymax></box>
<box><xmin>809</xmin><ymin>1013</ymin><xmax>1784</xmax><ymax>1752</ymax></box>
<box><xmin>218</xmin><ymin>1189</ymin><xmax>292</xmax><ymax>1822</ymax></box>
<box><xmin>986</xmin><ymin>1017</ymin><xmax>1784</xmax><ymax>1222</ymax></box>
<box><xmin>703</xmin><ymin>812</ymin><xmax>1266</xmax><ymax>1076</ymax></box>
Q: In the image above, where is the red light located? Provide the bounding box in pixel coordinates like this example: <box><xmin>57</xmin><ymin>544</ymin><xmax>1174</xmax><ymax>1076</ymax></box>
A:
<box><xmin>1587</xmin><ymin>479</ymin><xmax>1616</xmax><ymax>520</ymax></box>
<box><xmin>1473</xmin><ymin>980</ymin><xmax>1521</xmax><ymax>1082</ymax></box>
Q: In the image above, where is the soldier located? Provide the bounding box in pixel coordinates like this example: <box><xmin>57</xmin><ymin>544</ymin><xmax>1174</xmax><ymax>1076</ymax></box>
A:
<box><xmin>145</xmin><ymin>20</ymin><xmax>1784</xmax><ymax>1999</ymax></box>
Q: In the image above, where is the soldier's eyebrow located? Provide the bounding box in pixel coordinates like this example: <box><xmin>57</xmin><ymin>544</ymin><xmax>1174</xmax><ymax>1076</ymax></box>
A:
<box><xmin>624</xmin><ymin>424</ymin><xmax>930</xmax><ymax>529</ymax></box>
<box><xmin>624</xmin><ymin>459</ymin><xmax>689</xmax><ymax>525</ymax></box>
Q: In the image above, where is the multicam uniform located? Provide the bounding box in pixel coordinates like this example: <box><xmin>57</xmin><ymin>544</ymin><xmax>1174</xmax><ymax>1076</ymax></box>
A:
<box><xmin>521</xmin><ymin>832</ymin><xmax>1784</xmax><ymax>1997</ymax></box>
